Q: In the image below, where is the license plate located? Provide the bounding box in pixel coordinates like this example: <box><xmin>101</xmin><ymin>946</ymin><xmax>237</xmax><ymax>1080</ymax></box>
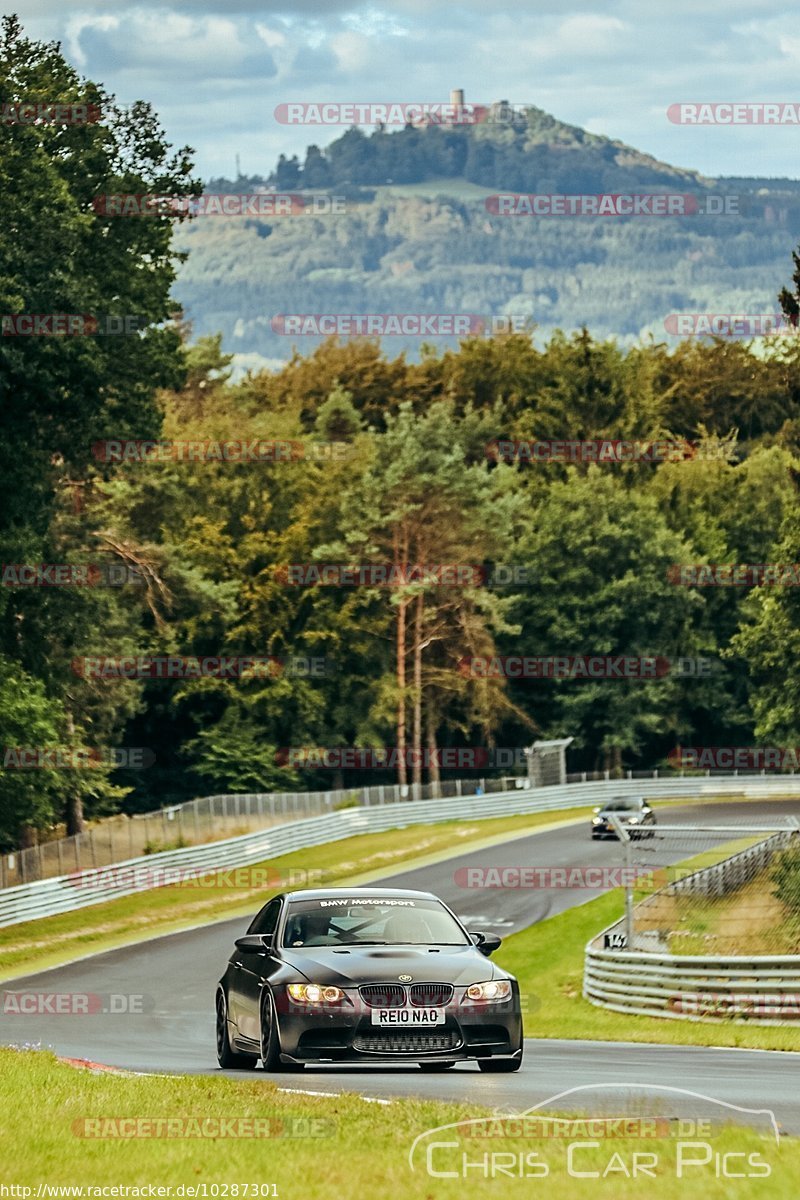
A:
<box><xmin>371</xmin><ymin>1006</ymin><xmax>445</xmax><ymax>1026</ymax></box>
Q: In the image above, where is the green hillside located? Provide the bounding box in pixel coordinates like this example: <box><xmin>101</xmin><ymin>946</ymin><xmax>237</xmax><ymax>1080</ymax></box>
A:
<box><xmin>175</xmin><ymin>105</ymin><xmax>800</xmax><ymax>363</ymax></box>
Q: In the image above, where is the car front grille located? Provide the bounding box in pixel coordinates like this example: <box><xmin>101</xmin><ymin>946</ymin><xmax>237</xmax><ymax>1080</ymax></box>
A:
<box><xmin>409</xmin><ymin>983</ymin><xmax>454</xmax><ymax>1006</ymax></box>
<box><xmin>353</xmin><ymin>1029</ymin><xmax>462</xmax><ymax>1054</ymax></box>
<box><xmin>360</xmin><ymin>984</ymin><xmax>406</xmax><ymax>1008</ymax></box>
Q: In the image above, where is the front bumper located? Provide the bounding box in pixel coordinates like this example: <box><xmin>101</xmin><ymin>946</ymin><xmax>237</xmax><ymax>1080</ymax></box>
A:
<box><xmin>271</xmin><ymin>985</ymin><xmax>523</xmax><ymax>1064</ymax></box>
<box><xmin>591</xmin><ymin>821</ymin><xmax>650</xmax><ymax>837</ymax></box>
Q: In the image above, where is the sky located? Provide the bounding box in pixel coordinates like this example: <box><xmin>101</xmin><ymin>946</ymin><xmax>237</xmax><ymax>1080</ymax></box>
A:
<box><xmin>14</xmin><ymin>0</ymin><xmax>800</xmax><ymax>181</ymax></box>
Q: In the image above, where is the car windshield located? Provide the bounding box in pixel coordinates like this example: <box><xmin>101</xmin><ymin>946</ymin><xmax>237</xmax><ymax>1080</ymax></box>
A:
<box><xmin>602</xmin><ymin>799</ymin><xmax>642</xmax><ymax>811</ymax></box>
<box><xmin>281</xmin><ymin>897</ymin><xmax>470</xmax><ymax>948</ymax></box>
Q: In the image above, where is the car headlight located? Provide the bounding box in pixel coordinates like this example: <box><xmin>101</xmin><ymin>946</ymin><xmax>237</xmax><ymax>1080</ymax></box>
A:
<box><xmin>287</xmin><ymin>983</ymin><xmax>346</xmax><ymax>1004</ymax></box>
<box><xmin>592</xmin><ymin>817</ymin><xmax>603</xmax><ymax>824</ymax></box>
<box><xmin>627</xmin><ymin>816</ymin><xmax>640</xmax><ymax>823</ymax></box>
<box><xmin>464</xmin><ymin>980</ymin><xmax>512</xmax><ymax>1002</ymax></box>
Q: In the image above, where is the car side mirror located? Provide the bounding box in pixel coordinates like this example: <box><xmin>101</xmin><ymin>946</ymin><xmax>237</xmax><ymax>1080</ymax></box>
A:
<box><xmin>472</xmin><ymin>931</ymin><xmax>502</xmax><ymax>957</ymax></box>
<box><xmin>234</xmin><ymin>934</ymin><xmax>271</xmax><ymax>952</ymax></box>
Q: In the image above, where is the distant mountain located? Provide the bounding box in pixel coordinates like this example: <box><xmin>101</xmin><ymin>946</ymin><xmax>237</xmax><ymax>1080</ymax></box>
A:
<box><xmin>174</xmin><ymin>103</ymin><xmax>800</xmax><ymax>366</ymax></box>
<box><xmin>210</xmin><ymin>102</ymin><xmax>712</xmax><ymax>194</ymax></box>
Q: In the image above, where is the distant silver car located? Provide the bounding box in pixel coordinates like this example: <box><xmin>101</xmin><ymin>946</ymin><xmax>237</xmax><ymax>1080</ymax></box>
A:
<box><xmin>591</xmin><ymin>796</ymin><xmax>656</xmax><ymax>839</ymax></box>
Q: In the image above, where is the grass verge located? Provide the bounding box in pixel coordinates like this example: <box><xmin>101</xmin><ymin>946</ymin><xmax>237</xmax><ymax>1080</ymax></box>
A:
<box><xmin>0</xmin><ymin>1047</ymin><xmax>794</xmax><ymax>1195</ymax></box>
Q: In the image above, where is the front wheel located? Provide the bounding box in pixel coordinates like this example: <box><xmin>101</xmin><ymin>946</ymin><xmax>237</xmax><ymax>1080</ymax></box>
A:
<box><xmin>259</xmin><ymin>989</ymin><xmax>301</xmax><ymax>1071</ymax></box>
<box><xmin>216</xmin><ymin>990</ymin><xmax>257</xmax><ymax>1070</ymax></box>
<box><xmin>478</xmin><ymin>1054</ymin><xmax>523</xmax><ymax>1073</ymax></box>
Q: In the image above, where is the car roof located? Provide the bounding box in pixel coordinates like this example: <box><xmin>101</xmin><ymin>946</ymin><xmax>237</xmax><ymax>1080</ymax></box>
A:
<box><xmin>281</xmin><ymin>887</ymin><xmax>439</xmax><ymax>901</ymax></box>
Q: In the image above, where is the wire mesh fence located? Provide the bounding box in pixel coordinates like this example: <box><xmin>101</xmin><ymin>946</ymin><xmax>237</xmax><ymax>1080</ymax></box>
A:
<box><xmin>0</xmin><ymin>773</ymin><xmax>528</xmax><ymax>888</ymax></box>
<box><xmin>597</xmin><ymin>808</ymin><xmax>800</xmax><ymax>955</ymax></box>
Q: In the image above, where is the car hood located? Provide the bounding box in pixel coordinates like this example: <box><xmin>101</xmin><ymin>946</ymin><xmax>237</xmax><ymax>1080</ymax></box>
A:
<box><xmin>279</xmin><ymin>944</ymin><xmax>506</xmax><ymax>986</ymax></box>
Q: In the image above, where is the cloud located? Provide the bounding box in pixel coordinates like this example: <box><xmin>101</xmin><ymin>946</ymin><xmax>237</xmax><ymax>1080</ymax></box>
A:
<box><xmin>14</xmin><ymin>2</ymin><xmax>800</xmax><ymax>179</ymax></box>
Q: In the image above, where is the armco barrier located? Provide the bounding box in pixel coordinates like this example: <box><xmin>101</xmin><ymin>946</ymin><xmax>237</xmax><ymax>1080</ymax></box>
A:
<box><xmin>583</xmin><ymin>947</ymin><xmax>800</xmax><ymax>1025</ymax></box>
<box><xmin>0</xmin><ymin>773</ymin><xmax>520</xmax><ymax>888</ymax></box>
<box><xmin>3</xmin><ymin>775</ymin><xmax>800</xmax><ymax>929</ymax></box>
<box><xmin>584</xmin><ymin>830</ymin><xmax>800</xmax><ymax>1025</ymax></box>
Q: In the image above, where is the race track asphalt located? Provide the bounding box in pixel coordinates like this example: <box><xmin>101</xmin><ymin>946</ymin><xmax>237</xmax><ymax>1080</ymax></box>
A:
<box><xmin>2</xmin><ymin>798</ymin><xmax>799</xmax><ymax>1133</ymax></box>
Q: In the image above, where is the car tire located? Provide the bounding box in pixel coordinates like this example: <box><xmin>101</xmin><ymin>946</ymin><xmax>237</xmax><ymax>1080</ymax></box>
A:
<box><xmin>478</xmin><ymin>1054</ymin><xmax>523</xmax><ymax>1073</ymax></box>
<box><xmin>419</xmin><ymin>1061</ymin><xmax>456</xmax><ymax>1071</ymax></box>
<box><xmin>259</xmin><ymin>988</ymin><xmax>300</xmax><ymax>1072</ymax></box>
<box><xmin>216</xmin><ymin>990</ymin><xmax>257</xmax><ymax>1070</ymax></box>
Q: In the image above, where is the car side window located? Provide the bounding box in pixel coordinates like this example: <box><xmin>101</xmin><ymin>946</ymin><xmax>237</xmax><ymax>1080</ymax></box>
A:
<box><xmin>248</xmin><ymin>898</ymin><xmax>282</xmax><ymax>937</ymax></box>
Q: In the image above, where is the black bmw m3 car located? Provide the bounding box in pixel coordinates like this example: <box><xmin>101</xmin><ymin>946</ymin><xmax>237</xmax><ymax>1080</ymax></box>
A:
<box><xmin>216</xmin><ymin>887</ymin><xmax>523</xmax><ymax>1072</ymax></box>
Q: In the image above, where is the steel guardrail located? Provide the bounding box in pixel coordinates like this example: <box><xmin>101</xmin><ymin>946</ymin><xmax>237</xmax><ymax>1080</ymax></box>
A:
<box><xmin>4</xmin><ymin>775</ymin><xmax>800</xmax><ymax>928</ymax></box>
<box><xmin>583</xmin><ymin>830</ymin><xmax>800</xmax><ymax>1024</ymax></box>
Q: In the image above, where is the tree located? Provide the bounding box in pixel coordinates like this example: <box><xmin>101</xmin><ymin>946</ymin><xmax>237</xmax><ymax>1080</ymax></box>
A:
<box><xmin>302</xmin><ymin>145</ymin><xmax>331</xmax><ymax>189</ymax></box>
<box><xmin>314</xmin><ymin>402</ymin><xmax>524</xmax><ymax>784</ymax></box>
<box><xmin>273</xmin><ymin>154</ymin><xmax>300</xmax><ymax>190</ymax></box>
<box><xmin>0</xmin><ymin>658</ymin><xmax>64</xmax><ymax>850</ymax></box>
<box><xmin>506</xmin><ymin>469</ymin><xmax>713</xmax><ymax>772</ymax></box>
<box><xmin>0</xmin><ymin>15</ymin><xmax>199</xmax><ymax>837</ymax></box>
